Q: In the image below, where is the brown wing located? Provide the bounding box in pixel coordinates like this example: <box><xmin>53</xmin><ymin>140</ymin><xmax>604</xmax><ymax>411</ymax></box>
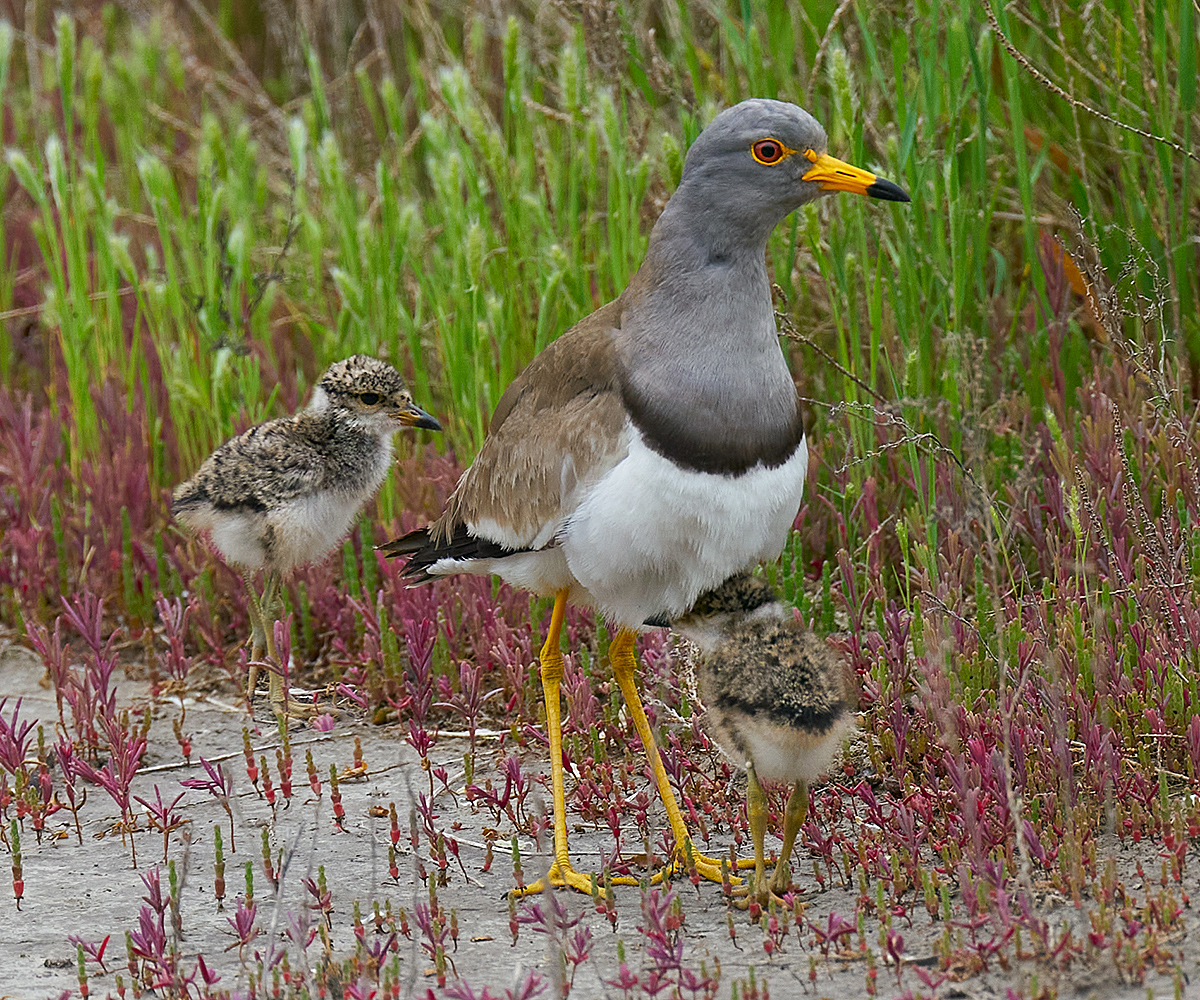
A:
<box><xmin>430</xmin><ymin>299</ymin><xmax>627</xmax><ymax>550</ymax></box>
<box><xmin>173</xmin><ymin>416</ymin><xmax>326</xmax><ymax>515</ymax></box>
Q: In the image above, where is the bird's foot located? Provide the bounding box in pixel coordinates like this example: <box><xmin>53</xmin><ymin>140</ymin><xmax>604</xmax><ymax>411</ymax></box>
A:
<box><xmin>728</xmin><ymin>866</ymin><xmax>809</xmax><ymax>910</ymax></box>
<box><xmin>260</xmin><ymin>659</ymin><xmax>319</xmax><ymax>725</ymax></box>
<box><xmin>730</xmin><ymin>887</ymin><xmax>802</xmax><ymax>911</ymax></box>
<box><xmin>512</xmin><ymin>859</ymin><xmax>640</xmax><ymax>897</ymax></box>
<box><xmin>268</xmin><ymin>691</ymin><xmax>319</xmax><ymax>726</ymax></box>
<box><xmin>652</xmin><ymin>840</ymin><xmax>756</xmax><ymax>887</ymax></box>
<box><xmin>245</xmin><ymin>663</ymin><xmax>317</xmax><ymax>725</ymax></box>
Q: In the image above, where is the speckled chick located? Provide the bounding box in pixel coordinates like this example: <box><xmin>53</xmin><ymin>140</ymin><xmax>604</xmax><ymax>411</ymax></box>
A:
<box><xmin>173</xmin><ymin>355</ymin><xmax>440</xmax><ymax>719</ymax></box>
<box><xmin>174</xmin><ymin>355</ymin><xmax>440</xmax><ymax>575</ymax></box>
<box><xmin>673</xmin><ymin>573</ymin><xmax>856</xmax><ymax>902</ymax></box>
<box><xmin>676</xmin><ymin>574</ymin><xmax>857</xmax><ymax>783</ymax></box>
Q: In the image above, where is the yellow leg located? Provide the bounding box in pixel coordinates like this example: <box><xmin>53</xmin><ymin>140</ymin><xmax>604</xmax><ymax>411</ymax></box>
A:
<box><xmin>245</xmin><ymin>573</ymin><xmax>314</xmax><ymax>725</ymax></box>
<box><xmin>768</xmin><ymin>780</ymin><xmax>807</xmax><ymax>896</ymax></box>
<box><xmin>516</xmin><ymin>594</ymin><xmax>639</xmax><ymax>896</ymax></box>
<box><xmin>244</xmin><ymin>574</ymin><xmax>269</xmax><ymax>701</ymax></box>
<box><xmin>745</xmin><ymin>764</ymin><xmax>769</xmax><ymax>904</ymax></box>
<box><xmin>608</xmin><ymin>628</ymin><xmax>752</xmax><ymax>886</ymax></box>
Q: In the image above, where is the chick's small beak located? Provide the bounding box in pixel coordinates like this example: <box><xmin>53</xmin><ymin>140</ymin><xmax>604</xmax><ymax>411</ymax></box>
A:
<box><xmin>392</xmin><ymin>401</ymin><xmax>442</xmax><ymax>431</ymax></box>
<box><xmin>802</xmin><ymin>151</ymin><xmax>910</xmax><ymax>203</ymax></box>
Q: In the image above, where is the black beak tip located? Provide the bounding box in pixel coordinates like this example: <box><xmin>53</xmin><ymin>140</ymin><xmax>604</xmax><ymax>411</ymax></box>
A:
<box><xmin>414</xmin><ymin>413</ymin><xmax>443</xmax><ymax>432</ymax></box>
<box><xmin>867</xmin><ymin>178</ymin><xmax>911</xmax><ymax>203</ymax></box>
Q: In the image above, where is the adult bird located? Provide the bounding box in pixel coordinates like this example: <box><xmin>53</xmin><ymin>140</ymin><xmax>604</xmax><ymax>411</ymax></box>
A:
<box><xmin>384</xmin><ymin>99</ymin><xmax>907</xmax><ymax>892</ymax></box>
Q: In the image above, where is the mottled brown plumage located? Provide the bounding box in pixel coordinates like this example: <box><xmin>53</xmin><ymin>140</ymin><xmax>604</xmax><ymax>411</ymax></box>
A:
<box><xmin>174</xmin><ymin>354</ymin><xmax>440</xmax><ymax>719</ymax></box>
<box><xmin>175</xmin><ymin>355</ymin><xmax>438</xmax><ymax>571</ymax></box>
<box><xmin>674</xmin><ymin>574</ymin><xmax>856</xmax><ymax>903</ymax></box>
<box><xmin>700</xmin><ymin>618</ymin><xmax>854</xmax><ymax>768</ymax></box>
<box><xmin>433</xmin><ymin>309</ymin><xmax>628</xmax><ymax>550</ymax></box>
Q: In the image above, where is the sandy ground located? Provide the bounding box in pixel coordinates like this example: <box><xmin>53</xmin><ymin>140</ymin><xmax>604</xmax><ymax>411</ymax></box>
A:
<box><xmin>1</xmin><ymin>639</ymin><xmax>1196</xmax><ymax>1000</ymax></box>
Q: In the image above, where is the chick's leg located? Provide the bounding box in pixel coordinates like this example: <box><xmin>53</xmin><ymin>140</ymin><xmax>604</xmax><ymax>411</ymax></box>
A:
<box><xmin>244</xmin><ymin>573</ymin><xmax>268</xmax><ymax>701</ymax></box>
<box><xmin>745</xmin><ymin>763</ymin><xmax>771</xmax><ymax>904</ymax></box>
<box><xmin>768</xmin><ymin>780</ymin><xmax>808</xmax><ymax>896</ymax></box>
<box><xmin>251</xmin><ymin>573</ymin><xmax>315</xmax><ymax>724</ymax></box>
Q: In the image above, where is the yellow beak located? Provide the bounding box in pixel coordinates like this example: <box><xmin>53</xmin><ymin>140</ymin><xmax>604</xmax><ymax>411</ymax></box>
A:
<box><xmin>802</xmin><ymin>151</ymin><xmax>910</xmax><ymax>202</ymax></box>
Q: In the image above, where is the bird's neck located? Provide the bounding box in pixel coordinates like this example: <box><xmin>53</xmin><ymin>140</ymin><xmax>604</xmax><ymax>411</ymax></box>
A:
<box><xmin>295</xmin><ymin>405</ymin><xmax>388</xmax><ymax>460</ymax></box>
<box><xmin>620</xmin><ymin>194</ymin><xmax>783</xmax><ymax>361</ymax></box>
<box><xmin>656</xmin><ymin>177</ymin><xmax>786</xmax><ymax>262</ymax></box>
<box><xmin>294</xmin><ymin>409</ymin><xmax>393</xmax><ymax>483</ymax></box>
<box><xmin>610</xmin><ymin>207</ymin><xmax>801</xmax><ymax>474</ymax></box>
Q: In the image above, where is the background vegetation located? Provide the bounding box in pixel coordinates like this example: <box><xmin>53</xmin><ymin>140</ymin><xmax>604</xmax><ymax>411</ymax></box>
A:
<box><xmin>1</xmin><ymin>0</ymin><xmax>1199</xmax><ymax>996</ymax></box>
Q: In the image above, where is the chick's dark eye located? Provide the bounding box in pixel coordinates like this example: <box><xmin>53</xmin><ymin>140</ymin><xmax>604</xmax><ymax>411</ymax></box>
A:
<box><xmin>358</xmin><ymin>392</ymin><xmax>381</xmax><ymax>406</ymax></box>
<box><xmin>751</xmin><ymin>139</ymin><xmax>787</xmax><ymax>165</ymax></box>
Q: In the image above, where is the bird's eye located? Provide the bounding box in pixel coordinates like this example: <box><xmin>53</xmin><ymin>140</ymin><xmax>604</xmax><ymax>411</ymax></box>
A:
<box><xmin>358</xmin><ymin>392</ymin><xmax>381</xmax><ymax>406</ymax></box>
<box><xmin>751</xmin><ymin>139</ymin><xmax>789</xmax><ymax>165</ymax></box>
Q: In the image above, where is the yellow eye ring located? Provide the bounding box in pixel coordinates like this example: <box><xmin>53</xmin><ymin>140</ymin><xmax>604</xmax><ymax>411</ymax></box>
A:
<box><xmin>750</xmin><ymin>138</ymin><xmax>797</xmax><ymax>165</ymax></box>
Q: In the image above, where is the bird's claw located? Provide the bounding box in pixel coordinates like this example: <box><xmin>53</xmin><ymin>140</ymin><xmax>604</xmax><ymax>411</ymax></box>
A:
<box><xmin>269</xmin><ymin>693</ymin><xmax>319</xmax><ymax>726</ymax></box>
<box><xmin>728</xmin><ymin>866</ymin><xmax>810</xmax><ymax>910</ymax></box>
<box><xmin>649</xmin><ymin>842</ymin><xmax>757</xmax><ymax>886</ymax></box>
<box><xmin>512</xmin><ymin>859</ymin><xmax>639</xmax><ymax>897</ymax></box>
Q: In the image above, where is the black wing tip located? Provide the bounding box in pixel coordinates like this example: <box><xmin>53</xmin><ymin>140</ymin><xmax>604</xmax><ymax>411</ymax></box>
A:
<box><xmin>380</xmin><ymin>522</ymin><xmax>534</xmax><ymax>584</ymax></box>
<box><xmin>866</xmin><ymin>178</ymin><xmax>911</xmax><ymax>203</ymax></box>
<box><xmin>378</xmin><ymin>527</ymin><xmax>431</xmax><ymax>557</ymax></box>
<box><xmin>378</xmin><ymin>527</ymin><xmax>439</xmax><ymax>584</ymax></box>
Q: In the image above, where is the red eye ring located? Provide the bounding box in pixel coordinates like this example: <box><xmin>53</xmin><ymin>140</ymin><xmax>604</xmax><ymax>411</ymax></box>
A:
<box><xmin>751</xmin><ymin>138</ymin><xmax>790</xmax><ymax>165</ymax></box>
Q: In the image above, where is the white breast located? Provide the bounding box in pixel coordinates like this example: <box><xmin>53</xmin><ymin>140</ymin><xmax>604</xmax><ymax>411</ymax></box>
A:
<box><xmin>719</xmin><ymin>709</ymin><xmax>855</xmax><ymax>785</ymax></box>
<box><xmin>265</xmin><ymin>489</ymin><xmax>365</xmax><ymax>570</ymax></box>
<box><xmin>561</xmin><ymin>423</ymin><xmax>808</xmax><ymax>626</ymax></box>
<box><xmin>261</xmin><ymin>436</ymin><xmax>393</xmax><ymax>571</ymax></box>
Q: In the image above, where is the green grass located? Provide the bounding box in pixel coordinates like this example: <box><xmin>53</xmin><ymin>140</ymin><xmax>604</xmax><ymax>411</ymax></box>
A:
<box><xmin>0</xmin><ymin>0</ymin><xmax>1193</xmax><ymax>715</ymax></box>
<box><xmin>1</xmin><ymin>1</ymin><xmax>1196</xmax><ymax>670</ymax></box>
<box><xmin>1</xmin><ymin>1</ymin><xmax>1193</xmax><ymax>497</ymax></box>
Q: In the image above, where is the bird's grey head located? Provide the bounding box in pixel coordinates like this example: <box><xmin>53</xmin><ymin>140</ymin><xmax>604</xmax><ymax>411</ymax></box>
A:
<box><xmin>310</xmin><ymin>355</ymin><xmax>442</xmax><ymax>433</ymax></box>
<box><xmin>686</xmin><ymin>100</ymin><xmax>826</xmax><ymax>188</ymax></box>
<box><xmin>660</xmin><ymin>99</ymin><xmax>908</xmax><ymax>258</ymax></box>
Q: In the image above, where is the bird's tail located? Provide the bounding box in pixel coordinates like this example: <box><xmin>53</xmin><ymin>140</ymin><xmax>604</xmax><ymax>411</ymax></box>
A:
<box><xmin>377</xmin><ymin>527</ymin><xmax>429</xmax><ymax>557</ymax></box>
<box><xmin>378</xmin><ymin>527</ymin><xmax>438</xmax><ymax>584</ymax></box>
<box><xmin>379</xmin><ymin>523</ymin><xmax>529</xmax><ymax>584</ymax></box>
